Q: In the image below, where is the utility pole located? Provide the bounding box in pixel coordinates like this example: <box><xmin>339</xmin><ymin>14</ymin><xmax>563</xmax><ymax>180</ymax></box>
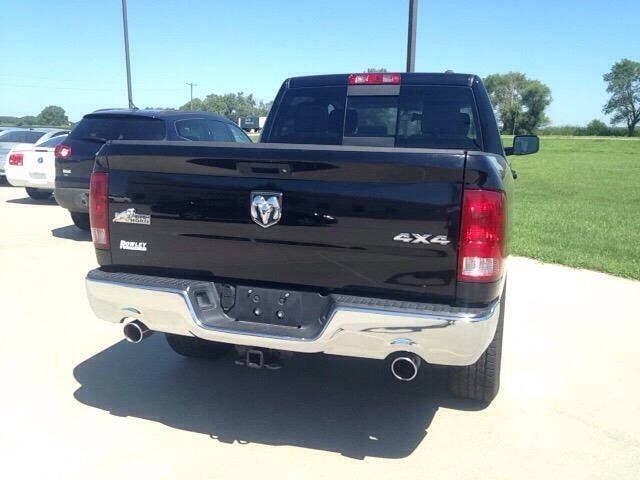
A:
<box><xmin>406</xmin><ymin>0</ymin><xmax>418</xmax><ymax>72</ymax></box>
<box><xmin>121</xmin><ymin>0</ymin><xmax>135</xmax><ymax>109</ymax></box>
<box><xmin>186</xmin><ymin>82</ymin><xmax>198</xmax><ymax>109</ymax></box>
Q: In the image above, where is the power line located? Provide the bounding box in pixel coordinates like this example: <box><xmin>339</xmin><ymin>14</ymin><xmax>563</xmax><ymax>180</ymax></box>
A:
<box><xmin>0</xmin><ymin>83</ymin><xmax>125</xmax><ymax>92</ymax></box>
<box><xmin>0</xmin><ymin>73</ymin><xmax>122</xmax><ymax>85</ymax></box>
<box><xmin>0</xmin><ymin>82</ymin><xmax>182</xmax><ymax>93</ymax></box>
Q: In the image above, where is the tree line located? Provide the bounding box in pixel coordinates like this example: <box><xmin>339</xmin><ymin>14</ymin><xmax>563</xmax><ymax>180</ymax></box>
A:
<box><xmin>0</xmin><ymin>105</ymin><xmax>70</xmax><ymax>127</ymax></box>
<box><xmin>179</xmin><ymin>92</ymin><xmax>272</xmax><ymax>121</ymax></box>
<box><xmin>2</xmin><ymin>59</ymin><xmax>638</xmax><ymax>136</ymax></box>
<box><xmin>537</xmin><ymin>122</ymin><xmax>638</xmax><ymax>137</ymax></box>
<box><xmin>485</xmin><ymin>58</ymin><xmax>639</xmax><ymax>136</ymax></box>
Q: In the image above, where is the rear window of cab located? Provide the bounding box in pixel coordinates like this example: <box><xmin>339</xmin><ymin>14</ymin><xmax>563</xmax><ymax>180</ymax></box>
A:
<box><xmin>269</xmin><ymin>85</ymin><xmax>481</xmax><ymax>150</ymax></box>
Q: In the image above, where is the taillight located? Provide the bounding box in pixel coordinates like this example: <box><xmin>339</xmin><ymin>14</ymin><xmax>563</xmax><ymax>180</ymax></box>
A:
<box><xmin>89</xmin><ymin>172</ymin><xmax>110</xmax><ymax>249</ymax></box>
<box><xmin>348</xmin><ymin>73</ymin><xmax>401</xmax><ymax>85</ymax></box>
<box><xmin>458</xmin><ymin>189</ymin><xmax>506</xmax><ymax>282</ymax></box>
<box><xmin>8</xmin><ymin>153</ymin><xmax>23</xmax><ymax>166</ymax></box>
<box><xmin>54</xmin><ymin>144</ymin><xmax>72</xmax><ymax>159</ymax></box>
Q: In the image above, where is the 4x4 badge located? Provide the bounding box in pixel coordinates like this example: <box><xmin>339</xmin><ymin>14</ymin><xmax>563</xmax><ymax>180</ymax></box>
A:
<box><xmin>250</xmin><ymin>192</ymin><xmax>282</xmax><ymax>228</ymax></box>
<box><xmin>393</xmin><ymin>233</ymin><xmax>450</xmax><ymax>245</ymax></box>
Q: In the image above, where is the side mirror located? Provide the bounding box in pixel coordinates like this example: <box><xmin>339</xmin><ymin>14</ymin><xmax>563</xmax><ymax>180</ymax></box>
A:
<box><xmin>505</xmin><ymin>135</ymin><xmax>539</xmax><ymax>156</ymax></box>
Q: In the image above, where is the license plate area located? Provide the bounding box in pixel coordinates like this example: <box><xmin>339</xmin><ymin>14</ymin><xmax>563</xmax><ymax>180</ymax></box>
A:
<box><xmin>230</xmin><ymin>286</ymin><xmax>328</xmax><ymax>328</ymax></box>
<box><xmin>186</xmin><ymin>282</ymin><xmax>333</xmax><ymax>338</ymax></box>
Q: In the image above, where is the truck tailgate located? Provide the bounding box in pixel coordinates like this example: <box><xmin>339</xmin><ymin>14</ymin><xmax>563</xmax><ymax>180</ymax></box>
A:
<box><xmin>102</xmin><ymin>141</ymin><xmax>464</xmax><ymax>303</ymax></box>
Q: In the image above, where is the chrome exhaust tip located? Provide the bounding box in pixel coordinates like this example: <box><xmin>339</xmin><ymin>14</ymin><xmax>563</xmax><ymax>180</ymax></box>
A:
<box><xmin>390</xmin><ymin>354</ymin><xmax>421</xmax><ymax>381</ymax></box>
<box><xmin>123</xmin><ymin>319</ymin><xmax>152</xmax><ymax>344</ymax></box>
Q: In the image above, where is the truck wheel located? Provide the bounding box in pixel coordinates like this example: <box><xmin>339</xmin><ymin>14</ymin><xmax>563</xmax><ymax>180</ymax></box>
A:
<box><xmin>447</xmin><ymin>284</ymin><xmax>506</xmax><ymax>405</ymax></box>
<box><xmin>26</xmin><ymin>187</ymin><xmax>53</xmax><ymax>200</ymax></box>
<box><xmin>165</xmin><ymin>333</ymin><xmax>232</xmax><ymax>359</ymax></box>
<box><xmin>70</xmin><ymin>212</ymin><xmax>90</xmax><ymax>231</ymax></box>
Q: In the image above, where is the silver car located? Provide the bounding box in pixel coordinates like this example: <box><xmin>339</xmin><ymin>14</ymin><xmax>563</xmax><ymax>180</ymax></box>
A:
<box><xmin>0</xmin><ymin>128</ymin><xmax>69</xmax><ymax>176</ymax></box>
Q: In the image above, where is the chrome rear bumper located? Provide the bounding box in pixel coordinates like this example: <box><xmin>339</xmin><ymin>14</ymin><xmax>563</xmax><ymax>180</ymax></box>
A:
<box><xmin>85</xmin><ymin>269</ymin><xmax>500</xmax><ymax>366</ymax></box>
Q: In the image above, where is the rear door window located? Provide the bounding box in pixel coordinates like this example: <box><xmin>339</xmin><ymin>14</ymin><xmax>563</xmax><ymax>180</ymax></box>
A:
<box><xmin>174</xmin><ymin>119</ymin><xmax>243</xmax><ymax>142</ymax></box>
<box><xmin>269</xmin><ymin>86</ymin><xmax>346</xmax><ymax>145</ymax></box>
<box><xmin>228</xmin><ymin>124</ymin><xmax>253</xmax><ymax>143</ymax></box>
<box><xmin>69</xmin><ymin>116</ymin><xmax>166</xmax><ymax>141</ymax></box>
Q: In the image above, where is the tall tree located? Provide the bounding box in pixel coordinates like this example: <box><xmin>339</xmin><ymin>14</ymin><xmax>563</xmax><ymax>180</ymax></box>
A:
<box><xmin>585</xmin><ymin>119</ymin><xmax>610</xmax><ymax>136</ymax></box>
<box><xmin>518</xmin><ymin>80</ymin><xmax>552</xmax><ymax>132</ymax></box>
<box><xmin>37</xmin><ymin>105</ymin><xmax>69</xmax><ymax>126</ymax></box>
<box><xmin>603</xmin><ymin>59</ymin><xmax>640</xmax><ymax>136</ymax></box>
<box><xmin>484</xmin><ymin>73</ymin><xmax>551</xmax><ymax>134</ymax></box>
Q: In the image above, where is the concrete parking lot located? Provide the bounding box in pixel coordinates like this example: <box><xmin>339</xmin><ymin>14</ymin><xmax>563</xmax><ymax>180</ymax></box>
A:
<box><xmin>0</xmin><ymin>181</ymin><xmax>638</xmax><ymax>479</ymax></box>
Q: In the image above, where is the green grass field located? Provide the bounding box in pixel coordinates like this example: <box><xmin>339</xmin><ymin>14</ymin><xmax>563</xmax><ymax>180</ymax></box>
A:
<box><xmin>509</xmin><ymin>137</ymin><xmax>640</xmax><ymax>279</ymax></box>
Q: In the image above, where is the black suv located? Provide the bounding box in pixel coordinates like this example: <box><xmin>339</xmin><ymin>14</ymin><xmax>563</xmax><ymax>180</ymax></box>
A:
<box><xmin>55</xmin><ymin>109</ymin><xmax>251</xmax><ymax>230</ymax></box>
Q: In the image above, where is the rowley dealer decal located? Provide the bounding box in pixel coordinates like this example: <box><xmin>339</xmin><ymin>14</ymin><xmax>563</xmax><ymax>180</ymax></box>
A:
<box><xmin>119</xmin><ymin>240</ymin><xmax>147</xmax><ymax>252</ymax></box>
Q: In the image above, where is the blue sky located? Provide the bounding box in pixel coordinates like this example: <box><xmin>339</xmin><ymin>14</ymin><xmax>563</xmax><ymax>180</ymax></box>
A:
<box><xmin>1</xmin><ymin>0</ymin><xmax>638</xmax><ymax>125</ymax></box>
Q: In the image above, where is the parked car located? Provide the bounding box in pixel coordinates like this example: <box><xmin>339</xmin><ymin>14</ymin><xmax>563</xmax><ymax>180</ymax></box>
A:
<box><xmin>0</xmin><ymin>128</ymin><xmax>69</xmax><ymax>178</ymax></box>
<box><xmin>239</xmin><ymin>116</ymin><xmax>266</xmax><ymax>132</ymax></box>
<box><xmin>4</xmin><ymin>135</ymin><xmax>67</xmax><ymax>200</ymax></box>
<box><xmin>84</xmin><ymin>72</ymin><xmax>539</xmax><ymax>405</ymax></box>
<box><xmin>55</xmin><ymin>109</ymin><xmax>252</xmax><ymax>230</ymax></box>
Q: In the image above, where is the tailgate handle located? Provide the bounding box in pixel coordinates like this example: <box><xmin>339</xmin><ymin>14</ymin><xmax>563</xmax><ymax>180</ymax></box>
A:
<box><xmin>238</xmin><ymin>162</ymin><xmax>291</xmax><ymax>176</ymax></box>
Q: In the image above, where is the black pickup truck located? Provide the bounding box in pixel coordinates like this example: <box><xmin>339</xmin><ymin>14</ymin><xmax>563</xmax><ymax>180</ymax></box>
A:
<box><xmin>85</xmin><ymin>72</ymin><xmax>538</xmax><ymax>404</ymax></box>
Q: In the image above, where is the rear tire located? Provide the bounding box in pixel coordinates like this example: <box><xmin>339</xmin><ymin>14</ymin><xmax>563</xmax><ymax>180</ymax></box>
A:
<box><xmin>165</xmin><ymin>333</ymin><xmax>232</xmax><ymax>359</ymax></box>
<box><xmin>70</xmin><ymin>212</ymin><xmax>90</xmax><ymax>231</ymax></box>
<box><xmin>26</xmin><ymin>187</ymin><xmax>53</xmax><ymax>200</ymax></box>
<box><xmin>447</xmin><ymin>283</ymin><xmax>506</xmax><ymax>405</ymax></box>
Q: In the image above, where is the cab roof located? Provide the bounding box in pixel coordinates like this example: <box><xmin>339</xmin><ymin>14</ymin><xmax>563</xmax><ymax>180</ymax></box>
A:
<box><xmin>287</xmin><ymin>72</ymin><xmax>479</xmax><ymax>88</ymax></box>
<box><xmin>86</xmin><ymin>109</ymin><xmax>233</xmax><ymax>124</ymax></box>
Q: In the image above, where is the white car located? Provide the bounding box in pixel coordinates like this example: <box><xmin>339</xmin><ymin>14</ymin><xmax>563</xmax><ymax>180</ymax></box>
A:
<box><xmin>5</xmin><ymin>135</ymin><xmax>68</xmax><ymax>200</ymax></box>
<box><xmin>0</xmin><ymin>128</ymin><xmax>69</xmax><ymax>177</ymax></box>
